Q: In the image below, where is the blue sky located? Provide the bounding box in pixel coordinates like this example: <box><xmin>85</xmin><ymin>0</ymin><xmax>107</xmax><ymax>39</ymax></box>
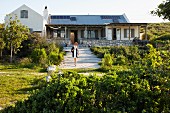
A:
<box><xmin>0</xmin><ymin>0</ymin><xmax>168</xmax><ymax>23</ymax></box>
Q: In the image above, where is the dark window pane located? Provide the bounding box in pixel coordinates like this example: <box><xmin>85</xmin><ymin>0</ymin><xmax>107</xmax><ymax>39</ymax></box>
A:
<box><xmin>131</xmin><ymin>29</ymin><xmax>135</xmax><ymax>38</ymax></box>
<box><xmin>21</xmin><ymin>10</ymin><xmax>28</xmax><ymax>18</ymax></box>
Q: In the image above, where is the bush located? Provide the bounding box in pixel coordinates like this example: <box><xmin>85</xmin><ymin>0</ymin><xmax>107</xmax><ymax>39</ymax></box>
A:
<box><xmin>110</xmin><ymin>46</ymin><xmax>129</xmax><ymax>57</ymax></box>
<box><xmin>48</xmin><ymin>52</ymin><xmax>63</xmax><ymax>65</ymax></box>
<box><xmin>141</xmin><ymin>33</ymin><xmax>152</xmax><ymax>40</ymax></box>
<box><xmin>115</xmin><ymin>55</ymin><xmax>127</xmax><ymax>65</ymax></box>
<box><xmin>153</xmin><ymin>33</ymin><xmax>170</xmax><ymax>41</ymax></box>
<box><xmin>1</xmin><ymin>70</ymin><xmax>169</xmax><ymax>113</ymax></box>
<box><xmin>18</xmin><ymin>57</ymin><xmax>34</xmax><ymax>68</ymax></box>
<box><xmin>31</xmin><ymin>48</ymin><xmax>47</xmax><ymax>66</ymax></box>
<box><xmin>101</xmin><ymin>54</ymin><xmax>114</xmax><ymax>69</ymax></box>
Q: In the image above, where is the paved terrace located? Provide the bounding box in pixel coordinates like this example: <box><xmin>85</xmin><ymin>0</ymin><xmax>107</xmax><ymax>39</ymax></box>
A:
<box><xmin>59</xmin><ymin>47</ymin><xmax>101</xmax><ymax>69</ymax></box>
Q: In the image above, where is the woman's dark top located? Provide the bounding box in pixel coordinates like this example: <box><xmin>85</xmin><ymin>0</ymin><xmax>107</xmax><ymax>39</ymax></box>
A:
<box><xmin>71</xmin><ymin>47</ymin><xmax>78</xmax><ymax>58</ymax></box>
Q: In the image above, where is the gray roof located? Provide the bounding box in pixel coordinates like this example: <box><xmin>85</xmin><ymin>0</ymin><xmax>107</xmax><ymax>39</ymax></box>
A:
<box><xmin>49</xmin><ymin>15</ymin><xmax>129</xmax><ymax>25</ymax></box>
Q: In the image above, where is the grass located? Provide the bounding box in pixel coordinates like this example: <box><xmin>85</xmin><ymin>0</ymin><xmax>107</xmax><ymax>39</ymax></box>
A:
<box><xmin>0</xmin><ymin>64</ymin><xmax>47</xmax><ymax>109</ymax></box>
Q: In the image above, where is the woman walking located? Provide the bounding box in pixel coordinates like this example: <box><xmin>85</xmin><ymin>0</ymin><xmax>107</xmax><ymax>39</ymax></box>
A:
<box><xmin>71</xmin><ymin>42</ymin><xmax>79</xmax><ymax>66</ymax></box>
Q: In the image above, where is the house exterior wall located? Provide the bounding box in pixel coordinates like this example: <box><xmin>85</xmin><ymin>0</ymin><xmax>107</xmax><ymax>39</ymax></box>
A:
<box><xmin>5</xmin><ymin>5</ymin><xmax>43</xmax><ymax>32</ymax></box>
<box><xmin>120</xmin><ymin>26</ymin><xmax>138</xmax><ymax>40</ymax></box>
<box><xmin>105</xmin><ymin>25</ymin><xmax>139</xmax><ymax>40</ymax></box>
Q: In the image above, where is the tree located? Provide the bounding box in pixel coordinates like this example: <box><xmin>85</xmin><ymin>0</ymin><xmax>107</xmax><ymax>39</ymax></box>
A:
<box><xmin>151</xmin><ymin>0</ymin><xmax>170</xmax><ymax>21</ymax></box>
<box><xmin>0</xmin><ymin>24</ymin><xmax>5</xmax><ymax>58</ymax></box>
<box><xmin>0</xmin><ymin>38</ymin><xmax>5</xmax><ymax>58</ymax></box>
<box><xmin>3</xmin><ymin>15</ymin><xmax>29</xmax><ymax>63</ymax></box>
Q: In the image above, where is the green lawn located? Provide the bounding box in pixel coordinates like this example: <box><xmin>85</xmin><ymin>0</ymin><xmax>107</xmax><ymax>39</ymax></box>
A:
<box><xmin>0</xmin><ymin>65</ymin><xmax>47</xmax><ymax>109</ymax></box>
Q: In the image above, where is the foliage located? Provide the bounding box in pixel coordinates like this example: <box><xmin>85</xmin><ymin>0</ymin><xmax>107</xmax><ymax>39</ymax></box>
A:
<box><xmin>18</xmin><ymin>57</ymin><xmax>34</xmax><ymax>68</ymax></box>
<box><xmin>17</xmin><ymin>33</ymin><xmax>47</xmax><ymax>58</ymax></box>
<box><xmin>1</xmin><ymin>68</ymin><xmax>169</xmax><ymax>113</ymax></box>
<box><xmin>0</xmin><ymin>38</ymin><xmax>5</xmax><ymax>57</ymax></box>
<box><xmin>101</xmin><ymin>54</ymin><xmax>113</xmax><ymax>69</ymax></box>
<box><xmin>3</xmin><ymin>15</ymin><xmax>29</xmax><ymax>63</ymax></box>
<box><xmin>147</xmin><ymin>23</ymin><xmax>170</xmax><ymax>41</ymax></box>
<box><xmin>115</xmin><ymin>55</ymin><xmax>127</xmax><ymax>65</ymax></box>
<box><xmin>141</xmin><ymin>33</ymin><xmax>152</xmax><ymax>40</ymax></box>
<box><xmin>31</xmin><ymin>48</ymin><xmax>47</xmax><ymax>66</ymax></box>
<box><xmin>153</xmin><ymin>33</ymin><xmax>170</xmax><ymax>41</ymax></box>
<box><xmin>91</xmin><ymin>46</ymin><xmax>142</xmax><ymax>70</ymax></box>
<box><xmin>151</xmin><ymin>0</ymin><xmax>170</xmax><ymax>20</ymax></box>
<box><xmin>0</xmin><ymin>42</ymin><xmax>169</xmax><ymax>112</ymax></box>
<box><xmin>0</xmin><ymin>24</ymin><xmax>5</xmax><ymax>58</ymax></box>
<box><xmin>143</xmin><ymin>44</ymin><xmax>163</xmax><ymax>69</ymax></box>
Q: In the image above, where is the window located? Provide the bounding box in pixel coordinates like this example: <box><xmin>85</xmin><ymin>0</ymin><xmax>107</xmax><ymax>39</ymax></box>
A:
<box><xmin>81</xmin><ymin>30</ymin><xmax>98</xmax><ymax>39</ymax></box>
<box><xmin>21</xmin><ymin>10</ymin><xmax>28</xmax><ymax>18</ymax></box>
<box><xmin>81</xmin><ymin>30</ymin><xmax>84</xmax><ymax>38</ymax></box>
<box><xmin>131</xmin><ymin>29</ymin><xmax>135</xmax><ymax>38</ymax></box>
<box><xmin>124</xmin><ymin>29</ymin><xmax>129</xmax><ymax>38</ymax></box>
<box><xmin>61</xmin><ymin>31</ymin><xmax>65</xmax><ymax>38</ymax></box>
<box><xmin>124</xmin><ymin>29</ymin><xmax>135</xmax><ymax>38</ymax></box>
<box><xmin>88</xmin><ymin>30</ymin><xmax>96</xmax><ymax>39</ymax></box>
<box><xmin>55</xmin><ymin>30</ymin><xmax>65</xmax><ymax>38</ymax></box>
<box><xmin>101</xmin><ymin>28</ymin><xmax>105</xmax><ymax>37</ymax></box>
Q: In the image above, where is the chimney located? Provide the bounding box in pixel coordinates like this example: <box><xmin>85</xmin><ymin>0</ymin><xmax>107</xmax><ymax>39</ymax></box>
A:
<box><xmin>43</xmin><ymin>6</ymin><xmax>48</xmax><ymax>21</ymax></box>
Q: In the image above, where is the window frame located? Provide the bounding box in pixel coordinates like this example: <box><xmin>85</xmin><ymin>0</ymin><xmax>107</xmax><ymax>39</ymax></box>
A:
<box><xmin>20</xmin><ymin>10</ymin><xmax>28</xmax><ymax>18</ymax></box>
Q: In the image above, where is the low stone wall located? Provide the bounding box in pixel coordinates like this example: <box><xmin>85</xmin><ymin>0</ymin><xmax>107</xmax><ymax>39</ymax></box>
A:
<box><xmin>80</xmin><ymin>39</ymin><xmax>133</xmax><ymax>47</ymax></box>
<box><xmin>47</xmin><ymin>38</ymin><xmax>133</xmax><ymax>47</ymax></box>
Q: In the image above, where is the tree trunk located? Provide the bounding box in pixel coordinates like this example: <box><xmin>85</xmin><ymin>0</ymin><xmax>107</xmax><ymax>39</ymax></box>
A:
<box><xmin>10</xmin><ymin>43</ymin><xmax>13</xmax><ymax>63</ymax></box>
<box><xmin>0</xmin><ymin>50</ymin><xmax>2</xmax><ymax>58</ymax></box>
<box><xmin>0</xmin><ymin>50</ymin><xmax>2</xmax><ymax>60</ymax></box>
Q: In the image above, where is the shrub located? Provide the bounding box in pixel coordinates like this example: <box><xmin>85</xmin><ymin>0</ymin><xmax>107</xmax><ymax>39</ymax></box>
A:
<box><xmin>141</xmin><ymin>33</ymin><xmax>152</xmax><ymax>40</ymax></box>
<box><xmin>48</xmin><ymin>52</ymin><xmax>63</xmax><ymax>65</ymax></box>
<box><xmin>1</xmin><ymin>70</ymin><xmax>169</xmax><ymax>113</ymax></box>
<box><xmin>101</xmin><ymin>54</ymin><xmax>114</xmax><ymax>68</ymax></box>
<box><xmin>110</xmin><ymin>46</ymin><xmax>129</xmax><ymax>57</ymax></box>
<box><xmin>31</xmin><ymin>48</ymin><xmax>47</xmax><ymax>66</ymax></box>
<box><xmin>18</xmin><ymin>57</ymin><xmax>34</xmax><ymax>68</ymax></box>
<box><xmin>115</xmin><ymin>55</ymin><xmax>127</xmax><ymax>65</ymax></box>
<box><xmin>153</xmin><ymin>33</ymin><xmax>170</xmax><ymax>41</ymax></box>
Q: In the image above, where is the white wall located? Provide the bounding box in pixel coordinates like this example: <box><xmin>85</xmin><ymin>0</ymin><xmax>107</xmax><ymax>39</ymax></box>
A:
<box><xmin>5</xmin><ymin>5</ymin><xmax>43</xmax><ymax>32</ymax></box>
<box><xmin>106</xmin><ymin>25</ymin><xmax>139</xmax><ymax>40</ymax></box>
<box><xmin>120</xmin><ymin>26</ymin><xmax>138</xmax><ymax>40</ymax></box>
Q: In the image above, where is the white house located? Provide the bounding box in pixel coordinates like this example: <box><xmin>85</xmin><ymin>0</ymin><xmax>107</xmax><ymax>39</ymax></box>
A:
<box><xmin>46</xmin><ymin>14</ymin><xmax>147</xmax><ymax>44</ymax></box>
<box><xmin>5</xmin><ymin>4</ymin><xmax>47</xmax><ymax>35</ymax></box>
<box><xmin>5</xmin><ymin>4</ymin><xmax>147</xmax><ymax>45</ymax></box>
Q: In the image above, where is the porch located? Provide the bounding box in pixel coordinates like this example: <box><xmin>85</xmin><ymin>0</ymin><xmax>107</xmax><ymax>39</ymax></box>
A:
<box><xmin>45</xmin><ymin>23</ymin><xmax>147</xmax><ymax>46</ymax></box>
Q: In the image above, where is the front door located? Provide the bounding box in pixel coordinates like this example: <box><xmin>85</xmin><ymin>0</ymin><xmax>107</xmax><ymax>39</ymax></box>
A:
<box><xmin>113</xmin><ymin>28</ymin><xmax>117</xmax><ymax>40</ymax></box>
<box><xmin>70</xmin><ymin>30</ymin><xmax>78</xmax><ymax>44</ymax></box>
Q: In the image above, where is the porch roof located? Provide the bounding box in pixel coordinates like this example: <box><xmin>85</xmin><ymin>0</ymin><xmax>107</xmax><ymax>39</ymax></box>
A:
<box><xmin>45</xmin><ymin>24</ymin><xmax>105</xmax><ymax>28</ymax></box>
<box><xmin>109</xmin><ymin>23</ymin><xmax>147</xmax><ymax>26</ymax></box>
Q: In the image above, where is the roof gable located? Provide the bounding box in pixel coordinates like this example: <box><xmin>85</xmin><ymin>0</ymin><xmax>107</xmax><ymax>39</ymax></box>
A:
<box><xmin>11</xmin><ymin>4</ymin><xmax>42</xmax><ymax>18</ymax></box>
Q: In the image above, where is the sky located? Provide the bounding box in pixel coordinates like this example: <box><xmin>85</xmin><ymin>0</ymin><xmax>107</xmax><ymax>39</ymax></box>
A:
<box><xmin>0</xmin><ymin>0</ymin><xmax>168</xmax><ymax>23</ymax></box>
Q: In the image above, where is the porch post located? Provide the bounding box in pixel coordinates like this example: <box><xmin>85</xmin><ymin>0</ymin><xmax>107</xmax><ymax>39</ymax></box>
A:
<box><xmin>65</xmin><ymin>27</ymin><xmax>67</xmax><ymax>39</ymax></box>
<box><xmin>145</xmin><ymin>25</ymin><xmax>147</xmax><ymax>40</ymax></box>
<box><xmin>105</xmin><ymin>26</ymin><xmax>108</xmax><ymax>40</ymax></box>
<box><xmin>138</xmin><ymin>26</ymin><xmax>140</xmax><ymax>39</ymax></box>
<box><xmin>85</xmin><ymin>26</ymin><xmax>88</xmax><ymax>39</ymax></box>
<box><xmin>46</xmin><ymin>27</ymin><xmax>49</xmax><ymax>38</ymax></box>
<box><xmin>129</xmin><ymin>25</ymin><xmax>131</xmax><ymax>40</ymax></box>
